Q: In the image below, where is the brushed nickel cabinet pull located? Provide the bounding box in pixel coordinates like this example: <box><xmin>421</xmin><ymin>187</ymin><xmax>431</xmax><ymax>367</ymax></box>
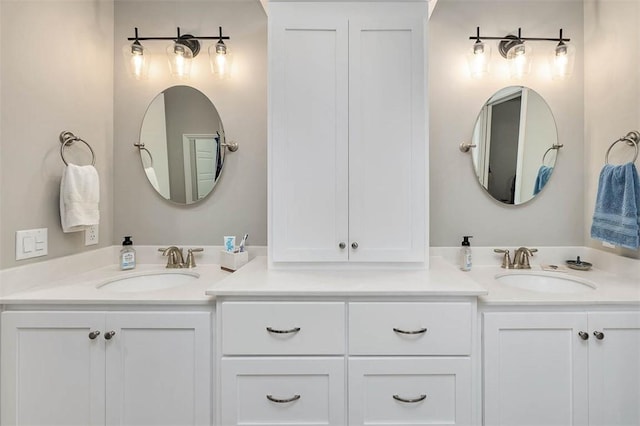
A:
<box><xmin>393</xmin><ymin>327</ymin><xmax>427</xmax><ymax>335</ymax></box>
<box><xmin>266</xmin><ymin>394</ymin><xmax>301</xmax><ymax>403</ymax></box>
<box><xmin>593</xmin><ymin>331</ymin><xmax>605</xmax><ymax>340</ymax></box>
<box><xmin>104</xmin><ymin>331</ymin><xmax>116</xmax><ymax>340</ymax></box>
<box><xmin>578</xmin><ymin>331</ymin><xmax>589</xmax><ymax>340</ymax></box>
<box><xmin>88</xmin><ymin>331</ymin><xmax>101</xmax><ymax>340</ymax></box>
<box><xmin>393</xmin><ymin>394</ymin><xmax>427</xmax><ymax>403</ymax></box>
<box><xmin>266</xmin><ymin>327</ymin><xmax>301</xmax><ymax>334</ymax></box>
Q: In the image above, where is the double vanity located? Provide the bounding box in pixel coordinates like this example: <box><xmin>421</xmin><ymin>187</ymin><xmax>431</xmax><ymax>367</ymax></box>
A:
<box><xmin>0</xmin><ymin>246</ymin><xmax>637</xmax><ymax>426</ymax></box>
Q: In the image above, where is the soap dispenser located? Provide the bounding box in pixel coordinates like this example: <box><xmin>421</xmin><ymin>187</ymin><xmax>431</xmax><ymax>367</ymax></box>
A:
<box><xmin>460</xmin><ymin>236</ymin><xmax>473</xmax><ymax>271</ymax></box>
<box><xmin>120</xmin><ymin>236</ymin><xmax>136</xmax><ymax>270</ymax></box>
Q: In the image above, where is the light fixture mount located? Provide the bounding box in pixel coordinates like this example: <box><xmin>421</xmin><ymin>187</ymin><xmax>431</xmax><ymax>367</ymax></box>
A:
<box><xmin>470</xmin><ymin>27</ymin><xmax>570</xmax><ymax>59</ymax></box>
<box><xmin>498</xmin><ymin>34</ymin><xmax>522</xmax><ymax>59</ymax></box>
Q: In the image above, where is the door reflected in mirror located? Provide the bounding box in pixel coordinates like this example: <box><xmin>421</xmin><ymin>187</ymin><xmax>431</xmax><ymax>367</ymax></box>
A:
<box><xmin>471</xmin><ymin>86</ymin><xmax>559</xmax><ymax>205</ymax></box>
<box><xmin>139</xmin><ymin>85</ymin><xmax>226</xmax><ymax>205</ymax></box>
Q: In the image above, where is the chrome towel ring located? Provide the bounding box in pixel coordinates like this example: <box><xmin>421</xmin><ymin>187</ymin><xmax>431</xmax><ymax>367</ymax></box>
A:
<box><xmin>605</xmin><ymin>131</ymin><xmax>639</xmax><ymax>165</ymax></box>
<box><xmin>133</xmin><ymin>142</ymin><xmax>154</xmax><ymax>167</ymax></box>
<box><xmin>542</xmin><ymin>144</ymin><xmax>563</xmax><ymax>165</ymax></box>
<box><xmin>59</xmin><ymin>131</ymin><xmax>96</xmax><ymax>166</ymax></box>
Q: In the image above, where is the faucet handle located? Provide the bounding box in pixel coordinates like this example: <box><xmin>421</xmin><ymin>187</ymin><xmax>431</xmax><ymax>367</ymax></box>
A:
<box><xmin>493</xmin><ymin>249</ymin><xmax>513</xmax><ymax>269</ymax></box>
<box><xmin>185</xmin><ymin>248</ymin><xmax>204</xmax><ymax>268</ymax></box>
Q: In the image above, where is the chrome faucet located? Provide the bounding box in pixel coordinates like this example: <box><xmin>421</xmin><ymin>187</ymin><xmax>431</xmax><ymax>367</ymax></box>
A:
<box><xmin>159</xmin><ymin>246</ymin><xmax>185</xmax><ymax>268</ymax></box>
<box><xmin>513</xmin><ymin>247</ymin><xmax>538</xmax><ymax>269</ymax></box>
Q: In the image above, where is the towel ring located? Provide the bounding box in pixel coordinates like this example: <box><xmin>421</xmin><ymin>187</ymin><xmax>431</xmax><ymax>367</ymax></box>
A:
<box><xmin>542</xmin><ymin>144</ymin><xmax>563</xmax><ymax>165</ymax></box>
<box><xmin>134</xmin><ymin>143</ymin><xmax>154</xmax><ymax>167</ymax></box>
<box><xmin>59</xmin><ymin>131</ymin><xmax>96</xmax><ymax>166</ymax></box>
<box><xmin>605</xmin><ymin>131</ymin><xmax>639</xmax><ymax>165</ymax></box>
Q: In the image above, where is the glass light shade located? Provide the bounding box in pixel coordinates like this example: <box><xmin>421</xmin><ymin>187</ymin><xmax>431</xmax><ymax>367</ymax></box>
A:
<box><xmin>506</xmin><ymin>42</ymin><xmax>532</xmax><ymax>79</ymax></box>
<box><xmin>166</xmin><ymin>43</ymin><xmax>193</xmax><ymax>79</ymax></box>
<box><xmin>466</xmin><ymin>40</ymin><xmax>491</xmax><ymax>78</ymax></box>
<box><xmin>122</xmin><ymin>41</ymin><xmax>149</xmax><ymax>80</ymax></box>
<box><xmin>209</xmin><ymin>41</ymin><xmax>232</xmax><ymax>79</ymax></box>
<box><xmin>550</xmin><ymin>42</ymin><xmax>576</xmax><ymax>80</ymax></box>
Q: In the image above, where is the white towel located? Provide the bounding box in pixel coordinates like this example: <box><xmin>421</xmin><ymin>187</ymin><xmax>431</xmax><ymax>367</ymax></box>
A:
<box><xmin>144</xmin><ymin>166</ymin><xmax>160</xmax><ymax>192</ymax></box>
<box><xmin>60</xmin><ymin>164</ymin><xmax>100</xmax><ymax>233</ymax></box>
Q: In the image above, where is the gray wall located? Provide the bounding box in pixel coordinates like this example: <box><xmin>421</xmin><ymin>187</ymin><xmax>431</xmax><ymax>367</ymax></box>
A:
<box><xmin>429</xmin><ymin>0</ymin><xmax>585</xmax><ymax>247</ymax></box>
<box><xmin>0</xmin><ymin>0</ymin><xmax>114</xmax><ymax>268</ymax></box>
<box><xmin>584</xmin><ymin>0</ymin><xmax>640</xmax><ymax>259</ymax></box>
<box><xmin>113</xmin><ymin>0</ymin><xmax>267</xmax><ymax>247</ymax></box>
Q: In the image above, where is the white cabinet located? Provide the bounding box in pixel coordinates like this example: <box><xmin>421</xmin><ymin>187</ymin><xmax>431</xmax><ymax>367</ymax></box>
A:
<box><xmin>483</xmin><ymin>310</ymin><xmax>640</xmax><ymax>426</ymax></box>
<box><xmin>1</xmin><ymin>310</ymin><xmax>211</xmax><ymax>426</ymax></box>
<box><xmin>269</xmin><ymin>2</ymin><xmax>427</xmax><ymax>263</ymax></box>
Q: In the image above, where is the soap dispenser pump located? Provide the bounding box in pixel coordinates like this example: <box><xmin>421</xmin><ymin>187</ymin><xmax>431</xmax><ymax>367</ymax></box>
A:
<box><xmin>460</xmin><ymin>236</ymin><xmax>473</xmax><ymax>271</ymax></box>
<box><xmin>120</xmin><ymin>236</ymin><xmax>136</xmax><ymax>270</ymax></box>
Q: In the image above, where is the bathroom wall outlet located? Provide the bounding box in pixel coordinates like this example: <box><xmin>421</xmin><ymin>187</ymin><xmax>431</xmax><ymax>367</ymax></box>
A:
<box><xmin>16</xmin><ymin>228</ymin><xmax>48</xmax><ymax>260</ymax></box>
<box><xmin>85</xmin><ymin>225</ymin><xmax>99</xmax><ymax>246</ymax></box>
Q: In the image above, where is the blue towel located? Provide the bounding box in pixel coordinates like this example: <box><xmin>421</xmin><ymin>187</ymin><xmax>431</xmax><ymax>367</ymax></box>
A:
<box><xmin>590</xmin><ymin>162</ymin><xmax>640</xmax><ymax>249</ymax></box>
<box><xmin>533</xmin><ymin>165</ymin><xmax>554</xmax><ymax>195</ymax></box>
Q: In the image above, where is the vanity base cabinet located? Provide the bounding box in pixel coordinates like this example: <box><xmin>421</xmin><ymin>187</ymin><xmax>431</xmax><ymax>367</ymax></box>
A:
<box><xmin>1</xmin><ymin>310</ymin><xmax>211</xmax><ymax>426</ymax></box>
<box><xmin>483</xmin><ymin>310</ymin><xmax>640</xmax><ymax>426</ymax></box>
<box><xmin>349</xmin><ymin>357</ymin><xmax>471</xmax><ymax>426</ymax></box>
<box><xmin>220</xmin><ymin>357</ymin><xmax>345</xmax><ymax>425</ymax></box>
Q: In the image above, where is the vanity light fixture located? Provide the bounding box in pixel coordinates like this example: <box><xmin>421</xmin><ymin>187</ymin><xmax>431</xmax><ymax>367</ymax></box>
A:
<box><xmin>209</xmin><ymin>27</ymin><xmax>232</xmax><ymax>79</ymax></box>
<box><xmin>123</xmin><ymin>28</ymin><xmax>149</xmax><ymax>80</ymax></box>
<box><xmin>468</xmin><ymin>27</ymin><xmax>572</xmax><ymax>80</ymax></box>
<box><xmin>466</xmin><ymin>27</ymin><xmax>491</xmax><ymax>79</ymax></box>
<box><xmin>125</xmin><ymin>26</ymin><xmax>231</xmax><ymax>80</ymax></box>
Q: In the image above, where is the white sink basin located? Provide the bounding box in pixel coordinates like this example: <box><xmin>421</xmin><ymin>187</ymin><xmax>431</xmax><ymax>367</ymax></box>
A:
<box><xmin>97</xmin><ymin>270</ymin><xmax>200</xmax><ymax>293</ymax></box>
<box><xmin>495</xmin><ymin>272</ymin><xmax>596</xmax><ymax>294</ymax></box>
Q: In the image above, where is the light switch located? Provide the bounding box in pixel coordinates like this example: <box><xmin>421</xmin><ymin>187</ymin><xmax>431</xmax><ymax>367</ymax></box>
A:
<box><xmin>16</xmin><ymin>228</ymin><xmax>48</xmax><ymax>260</ymax></box>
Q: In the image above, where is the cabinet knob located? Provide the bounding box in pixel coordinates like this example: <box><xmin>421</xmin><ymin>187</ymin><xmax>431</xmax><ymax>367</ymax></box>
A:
<box><xmin>578</xmin><ymin>331</ymin><xmax>589</xmax><ymax>340</ymax></box>
<box><xmin>266</xmin><ymin>394</ymin><xmax>300</xmax><ymax>403</ymax></box>
<box><xmin>339</xmin><ymin>242</ymin><xmax>346</xmax><ymax>249</ymax></box>
<box><xmin>393</xmin><ymin>394</ymin><xmax>427</xmax><ymax>403</ymax></box>
<box><xmin>593</xmin><ymin>331</ymin><xmax>605</xmax><ymax>340</ymax></box>
<box><xmin>88</xmin><ymin>331</ymin><xmax>101</xmax><ymax>340</ymax></box>
<box><xmin>351</xmin><ymin>242</ymin><xmax>358</xmax><ymax>249</ymax></box>
<box><xmin>104</xmin><ymin>331</ymin><xmax>116</xmax><ymax>340</ymax></box>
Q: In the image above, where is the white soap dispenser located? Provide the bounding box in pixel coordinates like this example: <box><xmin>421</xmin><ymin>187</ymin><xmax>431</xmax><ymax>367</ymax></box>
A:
<box><xmin>460</xmin><ymin>236</ymin><xmax>473</xmax><ymax>271</ymax></box>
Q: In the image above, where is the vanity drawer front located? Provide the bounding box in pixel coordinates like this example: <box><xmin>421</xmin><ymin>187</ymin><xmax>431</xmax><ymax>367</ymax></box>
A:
<box><xmin>349</xmin><ymin>302</ymin><xmax>472</xmax><ymax>355</ymax></box>
<box><xmin>221</xmin><ymin>302</ymin><xmax>345</xmax><ymax>355</ymax></box>
<box><xmin>220</xmin><ymin>357</ymin><xmax>345</xmax><ymax>426</ymax></box>
<box><xmin>349</xmin><ymin>357</ymin><xmax>471</xmax><ymax>425</ymax></box>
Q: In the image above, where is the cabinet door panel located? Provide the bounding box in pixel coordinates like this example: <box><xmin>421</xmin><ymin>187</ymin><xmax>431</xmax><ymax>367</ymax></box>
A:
<box><xmin>105</xmin><ymin>312</ymin><xmax>211</xmax><ymax>426</ymax></box>
<box><xmin>348</xmin><ymin>7</ymin><xmax>426</xmax><ymax>262</ymax></box>
<box><xmin>349</xmin><ymin>357</ymin><xmax>471</xmax><ymax>426</ymax></box>
<box><xmin>483</xmin><ymin>312</ymin><xmax>588</xmax><ymax>426</ymax></box>
<box><xmin>589</xmin><ymin>312</ymin><xmax>640</xmax><ymax>426</ymax></box>
<box><xmin>1</xmin><ymin>311</ymin><xmax>105</xmax><ymax>426</ymax></box>
<box><xmin>270</xmin><ymin>4</ymin><xmax>349</xmax><ymax>262</ymax></box>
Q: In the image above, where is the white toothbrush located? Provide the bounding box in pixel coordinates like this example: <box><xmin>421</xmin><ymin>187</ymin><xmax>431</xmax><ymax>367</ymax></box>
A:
<box><xmin>239</xmin><ymin>234</ymin><xmax>248</xmax><ymax>252</ymax></box>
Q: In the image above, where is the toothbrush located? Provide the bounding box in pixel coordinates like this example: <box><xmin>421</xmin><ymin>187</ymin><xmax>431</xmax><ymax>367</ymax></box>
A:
<box><xmin>239</xmin><ymin>234</ymin><xmax>248</xmax><ymax>252</ymax></box>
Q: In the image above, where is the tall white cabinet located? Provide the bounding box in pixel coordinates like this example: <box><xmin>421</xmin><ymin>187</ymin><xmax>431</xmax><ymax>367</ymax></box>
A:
<box><xmin>269</xmin><ymin>1</ymin><xmax>427</xmax><ymax>264</ymax></box>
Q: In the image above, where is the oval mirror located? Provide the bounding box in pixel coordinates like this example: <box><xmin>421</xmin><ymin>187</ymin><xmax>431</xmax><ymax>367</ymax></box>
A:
<box><xmin>138</xmin><ymin>86</ymin><xmax>227</xmax><ymax>204</ymax></box>
<box><xmin>470</xmin><ymin>86</ymin><xmax>559</xmax><ymax>205</ymax></box>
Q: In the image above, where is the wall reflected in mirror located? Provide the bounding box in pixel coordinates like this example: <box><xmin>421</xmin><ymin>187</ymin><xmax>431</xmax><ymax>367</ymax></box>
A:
<box><xmin>471</xmin><ymin>86</ymin><xmax>559</xmax><ymax>205</ymax></box>
<box><xmin>138</xmin><ymin>85</ymin><xmax>226</xmax><ymax>205</ymax></box>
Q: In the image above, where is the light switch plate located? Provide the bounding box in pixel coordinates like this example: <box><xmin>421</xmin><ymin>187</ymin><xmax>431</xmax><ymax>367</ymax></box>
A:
<box><xmin>16</xmin><ymin>228</ymin><xmax>48</xmax><ymax>260</ymax></box>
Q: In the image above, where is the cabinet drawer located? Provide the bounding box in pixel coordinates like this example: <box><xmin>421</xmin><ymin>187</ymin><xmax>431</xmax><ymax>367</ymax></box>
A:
<box><xmin>220</xmin><ymin>357</ymin><xmax>345</xmax><ymax>425</ymax></box>
<box><xmin>349</xmin><ymin>357</ymin><xmax>471</xmax><ymax>426</ymax></box>
<box><xmin>349</xmin><ymin>302</ymin><xmax>472</xmax><ymax>355</ymax></box>
<box><xmin>221</xmin><ymin>302</ymin><xmax>345</xmax><ymax>355</ymax></box>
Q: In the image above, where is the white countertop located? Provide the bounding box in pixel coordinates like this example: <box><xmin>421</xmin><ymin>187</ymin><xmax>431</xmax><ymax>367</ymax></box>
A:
<box><xmin>468</xmin><ymin>265</ymin><xmax>640</xmax><ymax>306</ymax></box>
<box><xmin>205</xmin><ymin>256</ymin><xmax>488</xmax><ymax>297</ymax></box>
<box><xmin>0</xmin><ymin>263</ymin><xmax>230</xmax><ymax>305</ymax></box>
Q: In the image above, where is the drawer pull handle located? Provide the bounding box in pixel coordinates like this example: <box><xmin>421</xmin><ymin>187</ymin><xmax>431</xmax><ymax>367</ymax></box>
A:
<box><xmin>393</xmin><ymin>327</ymin><xmax>427</xmax><ymax>335</ymax></box>
<box><xmin>393</xmin><ymin>394</ymin><xmax>427</xmax><ymax>403</ymax></box>
<box><xmin>266</xmin><ymin>327</ymin><xmax>301</xmax><ymax>334</ymax></box>
<box><xmin>88</xmin><ymin>331</ymin><xmax>101</xmax><ymax>340</ymax></box>
<box><xmin>593</xmin><ymin>331</ymin><xmax>605</xmax><ymax>340</ymax></box>
<box><xmin>266</xmin><ymin>394</ymin><xmax>301</xmax><ymax>403</ymax></box>
<box><xmin>104</xmin><ymin>331</ymin><xmax>116</xmax><ymax>340</ymax></box>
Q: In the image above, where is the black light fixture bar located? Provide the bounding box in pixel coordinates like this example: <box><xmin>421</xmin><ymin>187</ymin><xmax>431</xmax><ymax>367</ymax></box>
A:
<box><xmin>469</xmin><ymin>27</ymin><xmax>570</xmax><ymax>43</ymax></box>
<box><xmin>127</xmin><ymin>26</ymin><xmax>230</xmax><ymax>42</ymax></box>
